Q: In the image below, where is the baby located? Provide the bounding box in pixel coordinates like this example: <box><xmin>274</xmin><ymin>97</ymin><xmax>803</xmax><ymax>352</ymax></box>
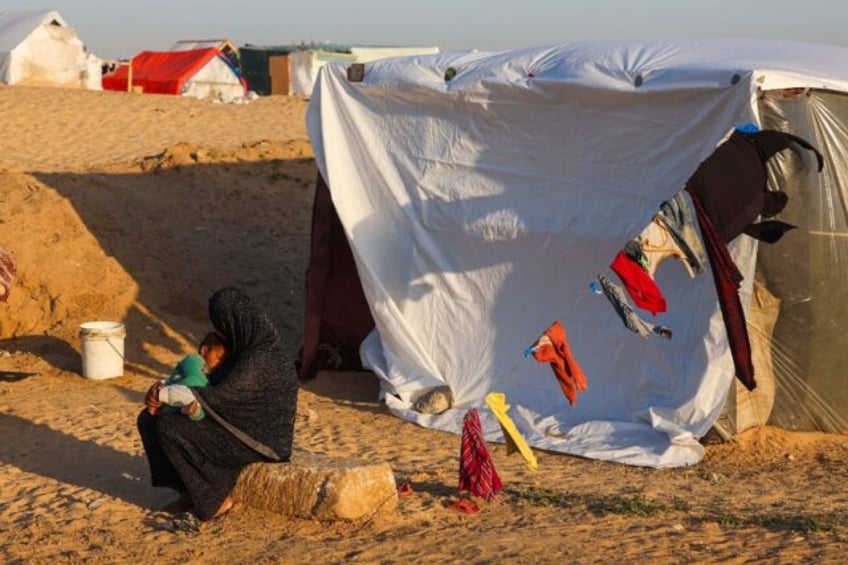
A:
<box><xmin>152</xmin><ymin>332</ymin><xmax>228</xmax><ymax>420</ymax></box>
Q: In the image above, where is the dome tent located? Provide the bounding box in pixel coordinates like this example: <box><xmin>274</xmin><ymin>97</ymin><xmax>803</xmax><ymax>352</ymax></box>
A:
<box><xmin>302</xmin><ymin>39</ymin><xmax>848</xmax><ymax>468</ymax></box>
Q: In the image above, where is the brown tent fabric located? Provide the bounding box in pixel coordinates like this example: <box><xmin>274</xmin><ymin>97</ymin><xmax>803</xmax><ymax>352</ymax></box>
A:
<box><xmin>712</xmin><ymin>279</ymin><xmax>780</xmax><ymax>439</ymax></box>
<box><xmin>297</xmin><ymin>174</ymin><xmax>374</xmax><ymax>379</ymax></box>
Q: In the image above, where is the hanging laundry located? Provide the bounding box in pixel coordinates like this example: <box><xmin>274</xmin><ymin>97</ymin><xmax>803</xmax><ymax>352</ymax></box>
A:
<box><xmin>759</xmin><ymin>189</ymin><xmax>789</xmax><ymax>217</ymax></box>
<box><xmin>686</xmin><ymin>129</ymin><xmax>823</xmax><ymax>244</ymax></box>
<box><xmin>610</xmin><ymin>251</ymin><xmax>667</xmax><ymax>315</ymax></box>
<box><xmin>485</xmin><ymin>392</ymin><xmax>538</xmax><ymax>470</ymax></box>
<box><xmin>526</xmin><ymin>320</ymin><xmax>587</xmax><ymax>406</ymax></box>
<box><xmin>687</xmin><ymin>189</ymin><xmax>756</xmax><ymax>391</ymax></box>
<box><xmin>742</xmin><ymin>220</ymin><xmax>797</xmax><ymax>244</ymax></box>
<box><xmin>0</xmin><ymin>245</ymin><xmax>17</xmax><ymax>302</ymax></box>
<box><xmin>623</xmin><ymin>239</ymin><xmax>650</xmax><ymax>272</ymax></box>
<box><xmin>458</xmin><ymin>408</ymin><xmax>503</xmax><ymax>501</ymax></box>
<box><xmin>597</xmin><ymin>275</ymin><xmax>672</xmax><ymax>339</ymax></box>
<box><xmin>656</xmin><ymin>191</ymin><xmax>708</xmax><ymax>274</ymax></box>
<box><xmin>637</xmin><ymin>219</ymin><xmax>697</xmax><ymax>278</ymax></box>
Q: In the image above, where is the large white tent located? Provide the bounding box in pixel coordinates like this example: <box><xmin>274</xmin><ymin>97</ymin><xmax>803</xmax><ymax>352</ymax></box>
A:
<box><xmin>0</xmin><ymin>9</ymin><xmax>100</xmax><ymax>89</ymax></box>
<box><xmin>305</xmin><ymin>39</ymin><xmax>848</xmax><ymax>468</ymax></box>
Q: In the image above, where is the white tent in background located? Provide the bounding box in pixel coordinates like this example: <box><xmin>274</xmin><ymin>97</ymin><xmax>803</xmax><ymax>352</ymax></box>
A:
<box><xmin>289</xmin><ymin>45</ymin><xmax>440</xmax><ymax>96</ymax></box>
<box><xmin>170</xmin><ymin>39</ymin><xmax>238</xmax><ymax>53</ymax></box>
<box><xmin>170</xmin><ymin>38</ymin><xmax>239</xmax><ymax>67</ymax></box>
<box><xmin>304</xmin><ymin>39</ymin><xmax>848</xmax><ymax>468</ymax></box>
<box><xmin>0</xmin><ymin>9</ymin><xmax>100</xmax><ymax>89</ymax></box>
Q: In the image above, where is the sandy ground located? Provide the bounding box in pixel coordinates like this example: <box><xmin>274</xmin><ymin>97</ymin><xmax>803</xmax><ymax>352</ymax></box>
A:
<box><xmin>0</xmin><ymin>84</ymin><xmax>846</xmax><ymax>564</ymax></box>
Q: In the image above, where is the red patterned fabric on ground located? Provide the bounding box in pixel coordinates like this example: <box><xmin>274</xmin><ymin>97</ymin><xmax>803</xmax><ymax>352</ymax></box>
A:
<box><xmin>458</xmin><ymin>409</ymin><xmax>502</xmax><ymax>501</ymax></box>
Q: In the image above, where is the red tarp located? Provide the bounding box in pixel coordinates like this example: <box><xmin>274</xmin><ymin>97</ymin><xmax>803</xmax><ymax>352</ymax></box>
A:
<box><xmin>102</xmin><ymin>48</ymin><xmax>238</xmax><ymax>95</ymax></box>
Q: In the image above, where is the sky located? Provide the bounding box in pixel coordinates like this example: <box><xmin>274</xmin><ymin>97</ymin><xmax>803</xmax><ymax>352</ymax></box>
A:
<box><xmin>5</xmin><ymin>0</ymin><xmax>848</xmax><ymax>60</ymax></box>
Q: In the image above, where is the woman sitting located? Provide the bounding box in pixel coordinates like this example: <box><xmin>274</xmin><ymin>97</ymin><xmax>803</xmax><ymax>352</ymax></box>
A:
<box><xmin>137</xmin><ymin>287</ymin><xmax>299</xmax><ymax>520</ymax></box>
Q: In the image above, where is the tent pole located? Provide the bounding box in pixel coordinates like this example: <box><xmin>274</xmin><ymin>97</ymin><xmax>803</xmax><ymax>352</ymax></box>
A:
<box><xmin>127</xmin><ymin>58</ymin><xmax>133</xmax><ymax>92</ymax></box>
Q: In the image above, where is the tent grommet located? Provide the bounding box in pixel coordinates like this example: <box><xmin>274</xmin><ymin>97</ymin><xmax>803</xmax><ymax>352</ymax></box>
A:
<box><xmin>347</xmin><ymin>64</ymin><xmax>365</xmax><ymax>83</ymax></box>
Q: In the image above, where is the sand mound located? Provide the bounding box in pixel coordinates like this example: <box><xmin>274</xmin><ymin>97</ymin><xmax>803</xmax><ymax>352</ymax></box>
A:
<box><xmin>137</xmin><ymin>142</ymin><xmax>211</xmax><ymax>172</ymax></box>
<box><xmin>705</xmin><ymin>425</ymin><xmax>848</xmax><ymax>466</ymax></box>
<box><xmin>0</xmin><ymin>169</ymin><xmax>137</xmax><ymax>341</ymax></box>
<box><xmin>0</xmin><ymin>137</ymin><xmax>315</xmax><ymax>364</ymax></box>
<box><xmin>135</xmin><ymin>139</ymin><xmax>311</xmax><ymax>173</ymax></box>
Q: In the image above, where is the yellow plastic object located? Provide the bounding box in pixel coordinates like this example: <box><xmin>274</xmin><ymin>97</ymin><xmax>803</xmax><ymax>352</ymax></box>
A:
<box><xmin>485</xmin><ymin>392</ymin><xmax>538</xmax><ymax>470</ymax></box>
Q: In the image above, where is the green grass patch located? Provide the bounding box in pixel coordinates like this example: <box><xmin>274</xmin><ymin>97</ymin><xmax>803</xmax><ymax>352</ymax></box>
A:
<box><xmin>585</xmin><ymin>494</ymin><xmax>666</xmax><ymax>517</ymax></box>
<box><xmin>750</xmin><ymin>512</ymin><xmax>845</xmax><ymax>533</ymax></box>
<box><xmin>503</xmin><ymin>486</ymin><xmax>576</xmax><ymax>508</ymax></box>
<box><xmin>504</xmin><ymin>487</ymin><xmax>666</xmax><ymax>516</ymax></box>
<box><xmin>504</xmin><ymin>486</ymin><xmax>845</xmax><ymax>533</ymax></box>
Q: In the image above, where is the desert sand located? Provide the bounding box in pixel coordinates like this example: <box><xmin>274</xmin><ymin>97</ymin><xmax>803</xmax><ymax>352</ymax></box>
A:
<box><xmin>0</xmin><ymin>84</ymin><xmax>846</xmax><ymax>564</ymax></box>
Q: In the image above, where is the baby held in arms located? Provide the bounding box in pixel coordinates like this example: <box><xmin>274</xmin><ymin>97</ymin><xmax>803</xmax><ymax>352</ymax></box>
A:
<box><xmin>149</xmin><ymin>332</ymin><xmax>228</xmax><ymax>420</ymax></box>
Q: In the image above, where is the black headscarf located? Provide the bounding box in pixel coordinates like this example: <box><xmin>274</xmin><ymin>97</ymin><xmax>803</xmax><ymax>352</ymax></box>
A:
<box><xmin>195</xmin><ymin>287</ymin><xmax>298</xmax><ymax>460</ymax></box>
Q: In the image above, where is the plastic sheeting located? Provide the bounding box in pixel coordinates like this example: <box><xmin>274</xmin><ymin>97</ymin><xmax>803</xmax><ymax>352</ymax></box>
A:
<box><xmin>306</xmin><ymin>39</ymin><xmax>848</xmax><ymax>467</ymax></box>
<box><xmin>755</xmin><ymin>90</ymin><xmax>848</xmax><ymax>433</ymax></box>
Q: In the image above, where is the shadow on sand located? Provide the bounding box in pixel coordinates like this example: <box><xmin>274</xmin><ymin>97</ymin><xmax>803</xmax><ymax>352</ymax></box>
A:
<box><xmin>1</xmin><ymin>335</ymin><xmax>81</xmax><ymax>374</ymax></box>
<box><xmin>0</xmin><ymin>412</ymin><xmax>162</xmax><ymax>508</ymax></box>
<box><xmin>31</xmin><ymin>150</ymin><xmax>316</xmax><ymax>382</ymax></box>
<box><xmin>300</xmin><ymin>370</ymin><xmax>388</xmax><ymax>416</ymax></box>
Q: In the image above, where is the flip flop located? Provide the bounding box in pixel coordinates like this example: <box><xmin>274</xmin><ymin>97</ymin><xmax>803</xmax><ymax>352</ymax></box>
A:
<box><xmin>397</xmin><ymin>482</ymin><xmax>415</xmax><ymax>498</ymax></box>
<box><xmin>447</xmin><ymin>498</ymin><xmax>479</xmax><ymax>514</ymax></box>
<box><xmin>152</xmin><ymin>512</ymin><xmax>200</xmax><ymax>534</ymax></box>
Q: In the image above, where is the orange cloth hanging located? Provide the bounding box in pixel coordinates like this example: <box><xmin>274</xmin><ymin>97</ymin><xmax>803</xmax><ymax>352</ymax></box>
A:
<box><xmin>528</xmin><ymin>320</ymin><xmax>587</xmax><ymax>406</ymax></box>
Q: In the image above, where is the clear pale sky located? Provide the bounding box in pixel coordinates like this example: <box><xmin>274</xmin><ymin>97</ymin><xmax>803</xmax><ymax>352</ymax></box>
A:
<box><xmin>6</xmin><ymin>0</ymin><xmax>847</xmax><ymax>59</ymax></box>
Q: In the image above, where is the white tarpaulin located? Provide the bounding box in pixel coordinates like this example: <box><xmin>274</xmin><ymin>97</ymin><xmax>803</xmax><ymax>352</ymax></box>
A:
<box><xmin>0</xmin><ymin>9</ymin><xmax>100</xmax><ymax>89</ymax></box>
<box><xmin>181</xmin><ymin>55</ymin><xmax>246</xmax><ymax>101</ymax></box>
<box><xmin>306</xmin><ymin>39</ymin><xmax>848</xmax><ymax>467</ymax></box>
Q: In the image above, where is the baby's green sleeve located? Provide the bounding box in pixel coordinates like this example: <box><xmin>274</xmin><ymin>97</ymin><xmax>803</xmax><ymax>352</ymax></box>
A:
<box><xmin>173</xmin><ymin>354</ymin><xmax>208</xmax><ymax>388</ymax></box>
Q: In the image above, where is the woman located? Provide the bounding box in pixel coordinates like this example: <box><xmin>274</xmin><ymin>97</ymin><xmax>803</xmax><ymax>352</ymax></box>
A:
<box><xmin>137</xmin><ymin>287</ymin><xmax>299</xmax><ymax>520</ymax></box>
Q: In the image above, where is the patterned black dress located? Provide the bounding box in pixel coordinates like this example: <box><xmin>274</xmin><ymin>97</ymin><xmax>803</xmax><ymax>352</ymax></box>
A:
<box><xmin>137</xmin><ymin>287</ymin><xmax>298</xmax><ymax>520</ymax></box>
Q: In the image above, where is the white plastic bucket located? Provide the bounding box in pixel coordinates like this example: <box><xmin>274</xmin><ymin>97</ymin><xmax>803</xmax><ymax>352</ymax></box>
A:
<box><xmin>79</xmin><ymin>321</ymin><xmax>126</xmax><ymax>380</ymax></box>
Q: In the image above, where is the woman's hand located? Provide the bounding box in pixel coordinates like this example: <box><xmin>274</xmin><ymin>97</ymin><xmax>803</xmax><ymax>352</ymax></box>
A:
<box><xmin>181</xmin><ymin>401</ymin><xmax>201</xmax><ymax>418</ymax></box>
<box><xmin>145</xmin><ymin>382</ymin><xmax>164</xmax><ymax>415</ymax></box>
